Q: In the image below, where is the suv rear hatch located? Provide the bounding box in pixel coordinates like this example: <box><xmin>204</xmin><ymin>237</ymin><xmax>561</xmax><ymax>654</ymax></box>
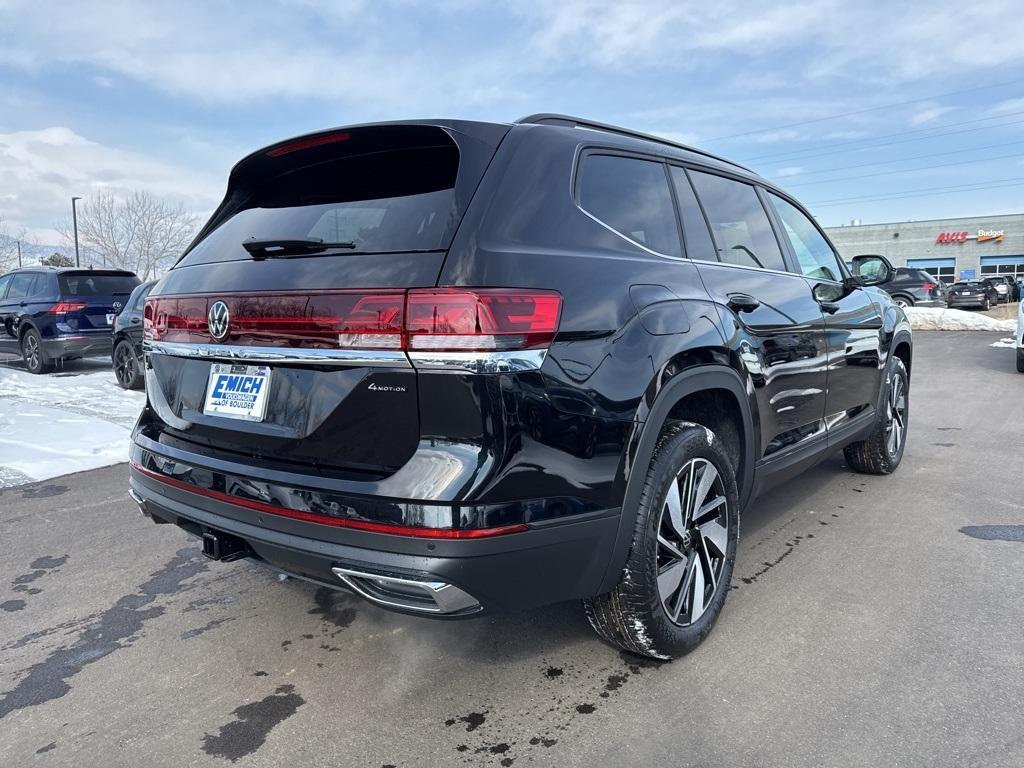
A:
<box><xmin>57</xmin><ymin>270</ymin><xmax>140</xmax><ymax>332</ymax></box>
<box><xmin>143</xmin><ymin>121</ymin><xmax>509</xmax><ymax>478</ymax></box>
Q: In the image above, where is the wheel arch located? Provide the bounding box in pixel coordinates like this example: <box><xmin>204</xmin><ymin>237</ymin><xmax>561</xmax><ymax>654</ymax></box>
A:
<box><xmin>597</xmin><ymin>365</ymin><xmax>755</xmax><ymax>594</ymax></box>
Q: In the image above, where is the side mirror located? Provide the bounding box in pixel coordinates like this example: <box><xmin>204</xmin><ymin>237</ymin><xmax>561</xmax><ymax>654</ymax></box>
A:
<box><xmin>851</xmin><ymin>254</ymin><xmax>894</xmax><ymax>286</ymax></box>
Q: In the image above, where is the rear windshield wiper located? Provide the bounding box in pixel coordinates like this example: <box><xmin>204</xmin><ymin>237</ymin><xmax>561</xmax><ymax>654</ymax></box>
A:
<box><xmin>242</xmin><ymin>238</ymin><xmax>357</xmax><ymax>259</ymax></box>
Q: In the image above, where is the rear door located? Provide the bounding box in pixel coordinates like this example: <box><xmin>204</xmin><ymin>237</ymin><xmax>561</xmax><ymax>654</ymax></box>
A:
<box><xmin>683</xmin><ymin>169</ymin><xmax>829</xmax><ymax>461</ymax></box>
<box><xmin>143</xmin><ymin>122</ymin><xmax>508</xmax><ymax>477</ymax></box>
<box><xmin>764</xmin><ymin>192</ymin><xmax>882</xmax><ymax>434</ymax></box>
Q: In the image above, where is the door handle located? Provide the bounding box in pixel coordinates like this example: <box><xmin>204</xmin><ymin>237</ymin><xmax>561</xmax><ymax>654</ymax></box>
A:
<box><xmin>131</xmin><ymin>317</ymin><xmax>141</xmax><ymax>324</ymax></box>
<box><xmin>727</xmin><ymin>293</ymin><xmax>760</xmax><ymax>313</ymax></box>
<box><xmin>818</xmin><ymin>301</ymin><xmax>841</xmax><ymax>314</ymax></box>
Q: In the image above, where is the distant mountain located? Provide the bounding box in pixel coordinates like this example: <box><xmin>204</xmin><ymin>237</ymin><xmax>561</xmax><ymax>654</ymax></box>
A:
<box><xmin>0</xmin><ymin>234</ymin><xmax>76</xmax><ymax>268</ymax></box>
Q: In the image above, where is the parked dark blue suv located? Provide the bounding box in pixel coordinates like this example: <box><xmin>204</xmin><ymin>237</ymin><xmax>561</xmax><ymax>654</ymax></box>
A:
<box><xmin>0</xmin><ymin>267</ymin><xmax>140</xmax><ymax>373</ymax></box>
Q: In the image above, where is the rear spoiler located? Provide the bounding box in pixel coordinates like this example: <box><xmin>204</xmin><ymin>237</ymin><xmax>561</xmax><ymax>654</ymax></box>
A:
<box><xmin>178</xmin><ymin>119</ymin><xmax>511</xmax><ymax>263</ymax></box>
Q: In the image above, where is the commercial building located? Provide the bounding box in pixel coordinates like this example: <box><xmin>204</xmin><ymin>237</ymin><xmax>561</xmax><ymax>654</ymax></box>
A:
<box><xmin>824</xmin><ymin>212</ymin><xmax>1024</xmax><ymax>284</ymax></box>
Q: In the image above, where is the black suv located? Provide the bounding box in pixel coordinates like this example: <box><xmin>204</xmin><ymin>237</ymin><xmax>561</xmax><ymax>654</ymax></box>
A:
<box><xmin>129</xmin><ymin>116</ymin><xmax>912</xmax><ymax>659</ymax></box>
<box><xmin>112</xmin><ymin>280</ymin><xmax>156</xmax><ymax>389</ymax></box>
<box><xmin>872</xmin><ymin>266</ymin><xmax>948</xmax><ymax>308</ymax></box>
<box><xmin>0</xmin><ymin>267</ymin><xmax>141</xmax><ymax>373</ymax></box>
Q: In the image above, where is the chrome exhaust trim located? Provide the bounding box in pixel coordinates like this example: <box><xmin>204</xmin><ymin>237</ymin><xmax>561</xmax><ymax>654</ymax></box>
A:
<box><xmin>331</xmin><ymin>566</ymin><xmax>481</xmax><ymax>615</ymax></box>
<box><xmin>128</xmin><ymin>487</ymin><xmax>147</xmax><ymax>515</ymax></box>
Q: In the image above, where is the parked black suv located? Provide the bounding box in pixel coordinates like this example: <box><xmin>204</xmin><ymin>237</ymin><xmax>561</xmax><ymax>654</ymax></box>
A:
<box><xmin>872</xmin><ymin>266</ymin><xmax>948</xmax><ymax>308</ymax></box>
<box><xmin>112</xmin><ymin>280</ymin><xmax>156</xmax><ymax>389</ymax></box>
<box><xmin>0</xmin><ymin>267</ymin><xmax>140</xmax><ymax>373</ymax></box>
<box><xmin>128</xmin><ymin>116</ymin><xmax>912</xmax><ymax>659</ymax></box>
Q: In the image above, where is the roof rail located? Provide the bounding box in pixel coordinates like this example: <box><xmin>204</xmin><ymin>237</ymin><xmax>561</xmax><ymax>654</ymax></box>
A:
<box><xmin>515</xmin><ymin>113</ymin><xmax>752</xmax><ymax>172</ymax></box>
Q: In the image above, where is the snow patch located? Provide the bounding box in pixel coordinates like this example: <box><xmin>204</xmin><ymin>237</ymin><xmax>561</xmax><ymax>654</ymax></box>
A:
<box><xmin>903</xmin><ymin>307</ymin><xmax>1016</xmax><ymax>332</ymax></box>
<box><xmin>0</xmin><ymin>365</ymin><xmax>145</xmax><ymax>486</ymax></box>
<box><xmin>991</xmin><ymin>337</ymin><xmax>1018</xmax><ymax>348</ymax></box>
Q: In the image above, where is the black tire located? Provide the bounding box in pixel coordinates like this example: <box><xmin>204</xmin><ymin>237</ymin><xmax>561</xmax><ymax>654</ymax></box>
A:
<box><xmin>583</xmin><ymin>422</ymin><xmax>739</xmax><ymax>660</ymax></box>
<box><xmin>20</xmin><ymin>328</ymin><xmax>53</xmax><ymax>374</ymax></box>
<box><xmin>1016</xmin><ymin>349</ymin><xmax>1024</xmax><ymax>374</ymax></box>
<box><xmin>113</xmin><ymin>338</ymin><xmax>144</xmax><ymax>389</ymax></box>
<box><xmin>844</xmin><ymin>357</ymin><xmax>909</xmax><ymax>475</ymax></box>
<box><xmin>892</xmin><ymin>295</ymin><xmax>913</xmax><ymax>309</ymax></box>
<box><xmin>982</xmin><ymin>298</ymin><xmax>991</xmax><ymax>310</ymax></box>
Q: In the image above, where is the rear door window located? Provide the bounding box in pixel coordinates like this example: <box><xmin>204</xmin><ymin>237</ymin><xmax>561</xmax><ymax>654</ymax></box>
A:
<box><xmin>59</xmin><ymin>273</ymin><xmax>140</xmax><ymax>296</ymax></box>
<box><xmin>7</xmin><ymin>273</ymin><xmax>38</xmax><ymax>299</ymax></box>
<box><xmin>669</xmin><ymin>167</ymin><xmax>717</xmax><ymax>261</ymax></box>
<box><xmin>578</xmin><ymin>154</ymin><xmax>681</xmax><ymax>258</ymax></box>
<box><xmin>688</xmin><ymin>171</ymin><xmax>786</xmax><ymax>272</ymax></box>
<box><xmin>0</xmin><ymin>274</ymin><xmax>12</xmax><ymax>300</ymax></box>
<box><xmin>767</xmin><ymin>193</ymin><xmax>844</xmax><ymax>282</ymax></box>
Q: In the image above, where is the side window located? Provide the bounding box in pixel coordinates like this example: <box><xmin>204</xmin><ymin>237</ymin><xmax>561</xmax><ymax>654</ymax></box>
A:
<box><xmin>688</xmin><ymin>171</ymin><xmax>786</xmax><ymax>271</ymax></box>
<box><xmin>0</xmin><ymin>274</ymin><xmax>12</xmax><ymax>300</ymax></box>
<box><xmin>578</xmin><ymin>154</ymin><xmax>681</xmax><ymax>258</ymax></box>
<box><xmin>669</xmin><ymin>167</ymin><xmax>716</xmax><ymax>260</ymax></box>
<box><xmin>134</xmin><ymin>284</ymin><xmax>153</xmax><ymax>311</ymax></box>
<box><xmin>768</xmin><ymin>194</ymin><xmax>844</xmax><ymax>282</ymax></box>
<box><xmin>7</xmin><ymin>273</ymin><xmax>37</xmax><ymax>300</ymax></box>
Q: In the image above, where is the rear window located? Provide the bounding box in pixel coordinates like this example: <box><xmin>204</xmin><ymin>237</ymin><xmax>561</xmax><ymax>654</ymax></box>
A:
<box><xmin>59</xmin><ymin>272</ymin><xmax>140</xmax><ymax>296</ymax></box>
<box><xmin>184</xmin><ymin>141</ymin><xmax>459</xmax><ymax>264</ymax></box>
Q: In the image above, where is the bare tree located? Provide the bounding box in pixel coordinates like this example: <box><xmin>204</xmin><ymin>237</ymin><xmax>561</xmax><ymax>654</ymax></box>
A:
<box><xmin>62</xmin><ymin>190</ymin><xmax>200</xmax><ymax>279</ymax></box>
<box><xmin>0</xmin><ymin>216</ymin><xmax>27</xmax><ymax>272</ymax></box>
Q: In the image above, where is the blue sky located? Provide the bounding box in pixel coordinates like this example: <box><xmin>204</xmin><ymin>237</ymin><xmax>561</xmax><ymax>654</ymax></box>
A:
<box><xmin>2</xmin><ymin>0</ymin><xmax>1024</xmax><ymax>243</ymax></box>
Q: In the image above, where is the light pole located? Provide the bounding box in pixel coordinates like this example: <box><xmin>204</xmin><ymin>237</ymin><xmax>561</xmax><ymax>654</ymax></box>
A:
<box><xmin>71</xmin><ymin>196</ymin><xmax>82</xmax><ymax>267</ymax></box>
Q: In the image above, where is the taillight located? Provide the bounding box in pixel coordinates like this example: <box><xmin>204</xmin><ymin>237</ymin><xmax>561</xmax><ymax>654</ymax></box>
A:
<box><xmin>406</xmin><ymin>289</ymin><xmax>562</xmax><ymax>351</ymax></box>
<box><xmin>49</xmin><ymin>302</ymin><xmax>87</xmax><ymax>315</ymax></box>
<box><xmin>145</xmin><ymin>289</ymin><xmax>562</xmax><ymax>352</ymax></box>
<box><xmin>921</xmin><ymin>282</ymin><xmax>936</xmax><ymax>292</ymax></box>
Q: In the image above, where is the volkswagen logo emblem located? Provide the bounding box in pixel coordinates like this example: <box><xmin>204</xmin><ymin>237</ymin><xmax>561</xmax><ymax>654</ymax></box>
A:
<box><xmin>208</xmin><ymin>301</ymin><xmax>230</xmax><ymax>341</ymax></box>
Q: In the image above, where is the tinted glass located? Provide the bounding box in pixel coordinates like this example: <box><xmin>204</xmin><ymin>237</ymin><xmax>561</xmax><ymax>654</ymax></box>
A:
<box><xmin>0</xmin><ymin>274</ymin><xmax>11</xmax><ymax>300</ymax></box>
<box><xmin>669</xmin><ymin>167</ymin><xmax>716</xmax><ymax>260</ymax></box>
<box><xmin>7</xmin><ymin>273</ymin><xmax>37</xmax><ymax>299</ymax></box>
<box><xmin>58</xmin><ymin>272</ymin><xmax>140</xmax><ymax>296</ymax></box>
<box><xmin>183</xmin><ymin>144</ymin><xmax>459</xmax><ymax>264</ymax></box>
<box><xmin>768</xmin><ymin>194</ymin><xmax>842</xmax><ymax>281</ymax></box>
<box><xmin>133</xmin><ymin>283</ymin><xmax>154</xmax><ymax>311</ymax></box>
<box><xmin>688</xmin><ymin>172</ymin><xmax>785</xmax><ymax>271</ymax></box>
<box><xmin>579</xmin><ymin>155</ymin><xmax>681</xmax><ymax>257</ymax></box>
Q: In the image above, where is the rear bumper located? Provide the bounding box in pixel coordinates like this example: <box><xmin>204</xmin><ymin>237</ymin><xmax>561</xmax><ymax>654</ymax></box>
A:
<box><xmin>947</xmin><ymin>297</ymin><xmax>986</xmax><ymax>308</ymax></box>
<box><xmin>41</xmin><ymin>333</ymin><xmax>112</xmax><ymax>359</ymax></box>
<box><xmin>914</xmin><ymin>298</ymin><xmax>947</xmax><ymax>308</ymax></box>
<box><xmin>127</xmin><ymin>452</ymin><xmax>620</xmax><ymax>616</ymax></box>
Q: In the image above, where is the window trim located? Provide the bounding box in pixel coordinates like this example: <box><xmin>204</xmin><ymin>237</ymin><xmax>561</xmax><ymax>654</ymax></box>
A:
<box><xmin>573</xmin><ymin>147</ymin><xmax>686</xmax><ymax>260</ymax></box>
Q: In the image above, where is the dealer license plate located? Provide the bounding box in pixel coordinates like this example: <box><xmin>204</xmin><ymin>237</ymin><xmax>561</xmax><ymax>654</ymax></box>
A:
<box><xmin>106</xmin><ymin>313</ymin><xmax>116</xmax><ymax>325</ymax></box>
<box><xmin>203</xmin><ymin>364</ymin><xmax>272</xmax><ymax>422</ymax></box>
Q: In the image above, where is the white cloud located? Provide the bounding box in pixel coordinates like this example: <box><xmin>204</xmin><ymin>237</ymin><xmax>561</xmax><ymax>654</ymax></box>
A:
<box><xmin>0</xmin><ymin>127</ymin><xmax>221</xmax><ymax>239</ymax></box>
<box><xmin>909</xmin><ymin>105</ymin><xmax>955</xmax><ymax>125</ymax></box>
<box><xmin>989</xmin><ymin>97</ymin><xmax>1024</xmax><ymax>115</ymax></box>
<box><xmin>775</xmin><ymin>166</ymin><xmax>804</xmax><ymax>177</ymax></box>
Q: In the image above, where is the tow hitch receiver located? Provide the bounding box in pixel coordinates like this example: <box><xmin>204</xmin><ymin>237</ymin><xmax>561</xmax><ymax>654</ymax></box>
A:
<box><xmin>201</xmin><ymin>530</ymin><xmax>252</xmax><ymax>562</ymax></box>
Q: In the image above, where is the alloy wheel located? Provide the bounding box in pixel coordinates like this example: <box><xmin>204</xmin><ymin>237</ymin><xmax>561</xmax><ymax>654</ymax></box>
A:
<box><xmin>656</xmin><ymin>457</ymin><xmax>729</xmax><ymax>627</ymax></box>
<box><xmin>23</xmin><ymin>334</ymin><xmax>40</xmax><ymax>372</ymax></box>
<box><xmin>885</xmin><ymin>374</ymin><xmax>907</xmax><ymax>457</ymax></box>
<box><xmin>115</xmin><ymin>343</ymin><xmax>135</xmax><ymax>386</ymax></box>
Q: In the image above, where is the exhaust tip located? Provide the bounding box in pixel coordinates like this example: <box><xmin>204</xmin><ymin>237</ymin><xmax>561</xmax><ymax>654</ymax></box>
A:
<box><xmin>332</xmin><ymin>566</ymin><xmax>481</xmax><ymax>615</ymax></box>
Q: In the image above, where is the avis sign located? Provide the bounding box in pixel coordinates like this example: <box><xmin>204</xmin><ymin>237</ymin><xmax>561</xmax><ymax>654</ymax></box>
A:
<box><xmin>936</xmin><ymin>229</ymin><xmax>1005</xmax><ymax>244</ymax></box>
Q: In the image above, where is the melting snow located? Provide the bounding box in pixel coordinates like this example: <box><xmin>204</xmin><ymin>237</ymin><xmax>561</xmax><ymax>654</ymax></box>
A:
<box><xmin>991</xmin><ymin>337</ymin><xmax>1018</xmax><ymax>349</ymax></box>
<box><xmin>0</xmin><ymin>361</ymin><xmax>145</xmax><ymax>487</ymax></box>
<box><xmin>903</xmin><ymin>307</ymin><xmax>1017</xmax><ymax>332</ymax></box>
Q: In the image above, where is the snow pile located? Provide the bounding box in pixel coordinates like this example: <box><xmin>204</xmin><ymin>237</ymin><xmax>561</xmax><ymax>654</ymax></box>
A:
<box><xmin>991</xmin><ymin>338</ymin><xmax>1019</xmax><ymax>348</ymax></box>
<box><xmin>0</xmin><ymin>364</ymin><xmax>146</xmax><ymax>486</ymax></box>
<box><xmin>903</xmin><ymin>307</ymin><xmax>1017</xmax><ymax>332</ymax></box>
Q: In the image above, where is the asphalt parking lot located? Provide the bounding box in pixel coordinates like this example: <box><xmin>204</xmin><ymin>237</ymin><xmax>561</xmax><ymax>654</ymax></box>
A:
<box><xmin>1</xmin><ymin>331</ymin><xmax>1022</xmax><ymax>768</ymax></box>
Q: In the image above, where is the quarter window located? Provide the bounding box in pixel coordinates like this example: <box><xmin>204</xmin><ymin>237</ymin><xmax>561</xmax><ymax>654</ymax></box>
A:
<box><xmin>0</xmin><ymin>274</ymin><xmax>12</xmax><ymax>300</ymax></box>
<box><xmin>579</xmin><ymin>155</ymin><xmax>681</xmax><ymax>258</ymax></box>
<box><xmin>768</xmin><ymin>194</ymin><xmax>844</xmax><ymax>282</ymax></box>
<box><xmin>688</xmin><ymin>171</ymin><xmax>786</xmax><ymax>271</ymax></box>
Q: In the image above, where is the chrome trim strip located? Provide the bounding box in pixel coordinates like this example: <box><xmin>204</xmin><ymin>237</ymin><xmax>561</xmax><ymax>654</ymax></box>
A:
<box><xmin>407</xmin><ymin>349</ymin><xmax>547</xmax><ymax>373</ymax></box>
<box><xmin>145</xmin><ymin>340</ymin><xmax>411</xmax><ymax>368</ymax></box>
